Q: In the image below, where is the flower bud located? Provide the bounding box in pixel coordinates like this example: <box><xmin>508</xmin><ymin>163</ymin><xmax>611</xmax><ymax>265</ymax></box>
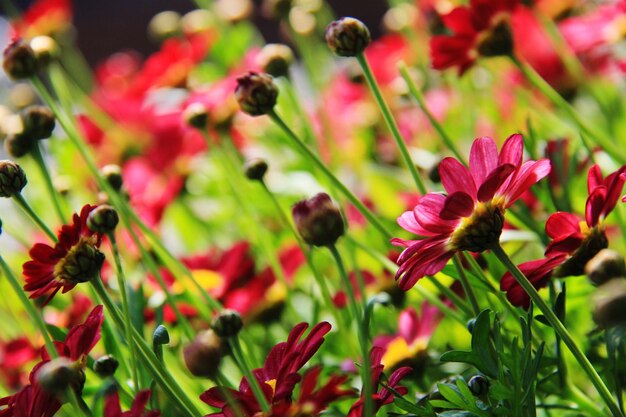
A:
<box><xmin>593</xmin><ymin>278</ymin><xmax>626</xmax><ymax>328</ymax></box>
<box><xmin>93</xmin><ymin>355</ymin><xmax>119</xmax><ymax>377</ymax></box>
<box><xmin>257</xmin><ymin>44</ymin><xmax>294</xmax><ymax>78</ymax></box>
<box><xmin>325</xmin><ymin>17</ymin><xmax>371</xmax><ymax>57</ymax></box>
<box><xmin>36</xmin><ymin>357</ymin><xmax>83</xmax><ymax>396</ymax></box>
<box><xmin>183</xmin><ymin>329</ymin><xmax>226</xmax><ymax>378</ymax></box>
<box><xmin>0</xmin><ymin>160</ymin><xmax>27</xmax><ymax>197</ymax></box>
<box><xmin>21</xmin><ymin>105</ymin><xmax>55</xmax><ymax>140</ymax></box>
<box><xmin>585</xmin><ymin>249</ymin><xmax>626</xmax><ymax>286</ymax></box>
<box><xmin>243</xmin><ymin>158</ymin><xmax>268</xmax><ymax>182</ymax></box>
<box><xmin>148</xmin><ymin>11</ymin><xmax>181</xmax><ymax>40</ymax></box>
<box><xmin>4</xmin><ymin>133</ymin><xmax>34</xmax><ymax>157</ymax></box>
<box><xmin>29</xmin><ymin>36</ymin><xmax>59</xmax><ymax>69</ymax></box>
<box><xmin>101</xmin><ymin>164</ymin><xmax>123</xmax><ymax>191</ymax></box>
<box><xmin>468</xmin><ymin>375</ymin><xmax>489</xmax><ymax>396</ymax></box>
<box><xmin>292</xmin><ymin>192</ymin><xmax>344</xmax><ymax>247</ymax></box>
<box><xmin>183</xmin><ymin>102</ymin><xmax>209</xmax><ymax>130</ymax></box>
<box><xmin>3</xmin><ymin>40</ymin><xmax>37</xmax><ymax>80</ymax></box>
<box><xmin>212</xmin><ymin>309</ymin><xmax>243</xmax><ymax>337</ymax></box>
<box><xmin>235</xmin><ymin>72</ymin><xmax>278</xmax><ymax>116</ymax></box>
<box><xmin>87</xmin><ymin>205</ymin><xmax>119</xmax><ymax>234</ymax></box>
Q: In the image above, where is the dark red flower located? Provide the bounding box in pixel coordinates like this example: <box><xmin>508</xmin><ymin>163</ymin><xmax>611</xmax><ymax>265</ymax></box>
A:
<box><xmin>347</xmin><ymin>347</ymin><xmax>412</xmax><ymax>417</ymax></box>
<box><xmin>22</xmin><ymin>205</ymin><xmax>104</xmax><ymax>305</ymax></box>
<box><xmin>430</xmin><ymin>0</ymin><xmax>518</xmax><ymax>74</ymax></box>
<box><xmin>104</xmin><ymin>390</ymin><xmax>160</xmax><ymax>417</ymax></box>
<box><xmin>0</xmin><ymin>384</ymin><xmax>60</xmax><ymax>417</ymax></box>
<box><xmin>200</xmin><ymin>322</ymin><xmax>339</xmax><ymax>417</ymax></box>
<box><xmin>393</xmin><ymin>134</ymin><xmax>550</xmax><ymax>290</ymax></box>
<box><xmin>0</xmin><ymin>338</ymin><xmax>38</xmax><ymax>390</ymax></box>
<box><xmin>501</xmin><ymin>164</ymin><xmax>626</xmax><ymax>307</ymax></box>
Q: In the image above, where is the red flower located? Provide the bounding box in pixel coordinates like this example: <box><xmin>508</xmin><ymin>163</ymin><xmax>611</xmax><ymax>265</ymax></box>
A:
<box><xmin>104</xmin><ymin>390</ymin><xmax>160</xmax><ymax>417</ymax></box>
<box><xmin>430</xmin><ymin>0</ymin><xmax>518</xmax><ymax>74</ymax></box>
<box><xmin>501</xmin><ymin>164</ymin><xmax>626</xmax><ymax>307</ymax></box>
<box><xmin>0</xmin><ymin>338</ymin><xmax>38</xmax><ymax>390</ymax></box>
<box><xmin>10</xmin><ymin>0</ymin><xmax>72</xmax><ymax>39</ymax></box>
<box><xmin>0</xmin><ymin>306</ymin><xmax>103</xmax><ymax>417</ymax></box>
<box><xmin>200</xmin><ymin>322</ymin><xmax>342</xmax><ymax>417</ymax></box>
<box><xmin>393</xmin><ymin>134</ymin><xmax>550</xmax><ymax>290</ymax></box>
<box><xmin>347</xmin><ymin>347</ymin><xmax>412</xmax><ymax>417</ymax></box>
<box><xmin>22</xmin><ymin>205</ymin><xmax>104</xmax><ymax>305</ymax></box>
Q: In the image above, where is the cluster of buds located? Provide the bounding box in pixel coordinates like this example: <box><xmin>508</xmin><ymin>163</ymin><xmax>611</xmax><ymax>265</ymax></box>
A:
<box><xmin>3</xmin><ymin>37</ymin><xmax>58</xmax><ymax>80</ymax></box>
<box><xmin>5</xmin><ymin>105</ymin><xmax>56</xmax><ymax>158</ymax></box>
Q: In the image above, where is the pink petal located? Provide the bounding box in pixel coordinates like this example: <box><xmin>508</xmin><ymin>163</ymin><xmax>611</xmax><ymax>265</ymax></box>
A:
<box><xmin>413</xmin><ymin>194</ymin><xmax>458</xmax><ymax>234</ymax></box>
<box><xmin>545</xmin><ymin>234</ymin><xmax>585</xmax><ymax>257</ymax></box>
<box><xmin>469</xmin><ymin>136</ymin><xmax>499</xmax><ymax>186</ymax></box>
<box><xmin>504</xmin><ymin>159</ymin><xmax>551</xmax><ymax>206</ymax></box>
<box><xmin>440</xmin><ymin>191</ymin><xmax>475</xmax><ymax>220</ymax></box>
<box><xmin>587</xmin><ymin>164</ymin><xmax>603</xmax><ymax>194</ymax></box>
<box><xmin>477</xmin><ymin>163</ymin><xmax>515</xmax><ymax>201</ymax></box>
<box><xmin>545</xmin><ymin>212</ymin><xmax>581</xmax><ymax>238</ymax></box>
<box><xmin>440</xmin><ymin>158</ymin><xmax>477</xmax><ymax>199</ymax></box>
<box><xmin>586</xmin><ymin>187</ymin><xmax>607</xmax><ymax>228</ymax></box>
<box><xmin>397</xmin><ymin>211</ymin><xmax>435</xmax><ymax>236</ymax></box>
<box><xmin>498</xmin><ymin>133</ymin><xmax>523</xmax><ymax>167</ymax></box>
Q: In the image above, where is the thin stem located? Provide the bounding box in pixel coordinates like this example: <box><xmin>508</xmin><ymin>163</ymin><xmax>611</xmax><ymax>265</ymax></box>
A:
<box><xmin>30</xmin><ymin>143</ymin><xmax>66</xmax><ymax>224</ymax></box>
<box><xmin>90</xmin><ymin>277</ymin><xmax>201</xmax><ymax>417</ymax></box>
<box><xmin>356</xmin><ymin>53</ymin><xmax>426</xmax><ymax>194</ymax></box>
<box><xmin>229</xmin><ymin>336</ymin><xmax>271</xmax><ymax>413</ymax></box>
<box><xmin>12</xmin><ymin>193</ymin><xmax>57</xmax><ymax>242</ymax></box>
<box><xmin>509</xmin><ymin>55</ymin><xmax>623</xmax><ymax>163</ymax></box>
<box><xmin>425</xmin><ymin>275</ymin><xmax>473</xmax><ymax>318</ymax></box>
<box><xmin>268</xmin><ymin>110</ymin><xmax>393</xmax><ymax>241</ymax></box>
<box><xmin>398</xmin><ymin>62</ymin><xmax>466</xmax><ymax>164</ymax></box>
<box><xmin>328</xmin><ymin>244</ymin><xmax>373</xmax><ymax>417</ymax></box>
<box><xmin>491</xmin><ymin>243</ymin><xmax>624</xmax><ymax>417</ymax></box>
<box><xmin>0</xmin><ymin>256</ymin><xmax>57</xmax><ymax>358</ymax></box>
<box><xmin>108</xmin><ymin>233</ymin><xmax>140</xmax><ymax>392</ymax></box>
<box><xmin>453</xmin><ymin>255</ymin><xmax>481</xmax><ymax>316</ymax></box>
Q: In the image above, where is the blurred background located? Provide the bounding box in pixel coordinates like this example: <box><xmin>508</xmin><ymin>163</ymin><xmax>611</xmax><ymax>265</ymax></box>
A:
<box><xmin>4</xmin><ymin>0</ymin><xmax>388</xmax><ymax>66</ymax></box>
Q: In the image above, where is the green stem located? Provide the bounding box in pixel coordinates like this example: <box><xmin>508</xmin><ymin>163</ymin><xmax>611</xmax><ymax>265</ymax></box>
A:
<box><xmin>398</xmin><ymin>62</ymin><xmax>466</xmax><ymax>164</ymax></box>
<box><xmin>268</xmin><ymin>110</ymin><xmax>393</xmax><ymax>241</ymax></box>
<box><xmin>0</xmin><ymin>256</ymin><xmax>57</xmax><ymax>358</ymax></box>
<box><xmin>425</xmin><ymin>275</ymin><xmax>473</xmax><ymax>318</ymax></box>
<box><xmin>356</xmin><ymin>53</ymin><xmax>426</xmax><ymax>194</ymax></box>
<box><xmin>91</xmin><ymin>277</ymin><xmax>201</xmax><ymax>417</ymax></box>
<box><xmin>229</xmin><ymin>336</ymin><xmax>271</xmax><ymax>413</ymax></box>
<box><xmin>328</xmin><ymin>244</ymin><xmax>373</xmax><ymax>417</ymax></box>
<box><xmin>491</xmin><ymin>243</ymin><xmax>624</xmax><ymax>417</ymax></box>
<box><xmin>12</xmin><ymin>193</ymin><xmax>58</xmax><ymax>242</ymax></box>
<box><xmin>30</xmin><ymin>143</ymin><xmax>66</xmax><ymax>224</ymax></box>
<box><xmin>509</xmin><ymin>55</ymin><xmax>623</xmax><ymax>163</ymax></box>
<box><xmin>452</xmin><ymin>255</ymin><xmax>481</xmax><ymax>316</ymax></box>
<box><xmin>108</xmin><ymin>233</ymin><xmax>140</xmax><ymax>392</ymax></box>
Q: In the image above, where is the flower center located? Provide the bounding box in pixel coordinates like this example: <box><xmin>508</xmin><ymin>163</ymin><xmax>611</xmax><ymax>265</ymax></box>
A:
<box><xmin>54</xmin><ymin>236</ymin><xmax>105</xmax><ymax>284</ymax></box>
<box><xmin>476</xmin><ymin>13</ymin><xmax>514</xmax><ymax>57</ymax></box>
<box><xmin>449</xmin><ymin>202</ymin><xmax>504</xmax><ymax>252</ymax></box>
<box><xmin>556</xmin><ymin>227</ymin><xmax>608</xmax><ymax>277</ymax></box>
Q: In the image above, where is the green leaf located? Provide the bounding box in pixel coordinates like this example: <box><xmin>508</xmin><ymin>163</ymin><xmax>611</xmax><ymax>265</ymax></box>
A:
<box><xmin>438</xmin><ymin>384</ymin><xmax>466</xmax><ymax>408</ymax></box>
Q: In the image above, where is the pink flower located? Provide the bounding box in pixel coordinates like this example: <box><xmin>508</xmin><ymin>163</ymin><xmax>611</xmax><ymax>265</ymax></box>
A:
<box><xmin>393</xmin><ymin>134</ymin><xmax>550</xmax><ymax>290</ymax></box>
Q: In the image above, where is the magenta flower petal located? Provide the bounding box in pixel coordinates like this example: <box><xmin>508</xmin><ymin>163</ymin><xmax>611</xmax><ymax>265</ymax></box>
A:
<box><xmin>413</xmin><ymin>194</ymin><xmax>458</xmax><ymax>234</ymax></box>
<box><xmin>469</xmin><ymin>136</ymin><xmax>499</xmax><ymax>186</ymax></box>
<box><xmin>545</xmin><ymin>212</ymin><xmax>580</xmax><ymax>239</ymax></box>
<box><xmin>477</xmin><ymin>163</ymin><xmax>515</xmax><ymax>202</ymax></box>
<box><xmin>498</xmin><ymin>134</ymin><xmax>524</xmax><ymax>167</ymax></box>
<box><xmin>440</xmin><ymin>192</ymin><xmax>475</xmax><ymax>220</ymax></box>
<box><xmin>439</xmin><ymin>157</ymin><xmax>477</xmax><ymax>198</ymax></box>
<box><xmin>504</xmin><ymin>159</ymin><xmax>551</xmax><ymax>205</ymax></box>
<box><xmin>545</xmin><ymin>234</ymin><xmax>585</xmax><ymax>257</ymax></box>
<box><xmin>586</xmin><ymin>187</ymin><xmax>607</xmax><ymax>228</ymax></box>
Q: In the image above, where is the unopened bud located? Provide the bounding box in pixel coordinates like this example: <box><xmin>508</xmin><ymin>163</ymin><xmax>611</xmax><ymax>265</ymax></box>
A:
<box><xmin>183</xmin><ymin>329</ymin><xmax>226</xmax><ymax>378</ymax></box>
<box><xmin>468</xmin><ymin>375</ymin><xmax>489</xmax><ymax>396</ymax></box>
<box><xmin>212</xmin><ymin>309</ymin><xmax>243</xmax><ymax>337</ymax></box>
<box><xmin>148</xmin><ymin>11</ymin><xmax>181</xmax><ymax>40</ymax></box>
<box><xmin>4</xmin><ymin>133</ymin><xmax>34</xmax><ymax>157</ymax></box>
<box><xmin>36</xmin><ymin>357</ymin><xmax>83</xmax><ymax>396</ymax></box>
<box><xmin>87</xmin><ymin>205</ymin><xmax>119</xmax><ymax>234</ymax></box>
<box><xmin>29</xmin><ymin>36</ymin><xmax>59</xmax><ymax>69</ymax></box>
<box><xmin>243</xmin><ymin>158</ymin><xmax>268</xmax><ymax>182</ymax></box>
<box><xmin>93</xmin><ymin>355</ymin><xmax>119</xmax><ymax>377</ymax></box>
<box><xmin>3</xmin><ymin>40</ymin><xmax>37</xmax><ymax>80</ymax></box>
<box><xmin>0</xmin><ymin>160</ymin><xmax>27</xmax><ymax>197</ymax></box>
<box><xmin>235</xmin><ymin>72</ymin><xmax>278</xmax><ymax>116</ymax></box>
<box><xmin>585</xmin><ymin>249</ymin><xmax>626</xmax><ymax>286</ymax></box>
<box><xmin>183</xmin><ymin>102</ymin><xmax>209</xmax><ymax>129</ymax></box>
<box><xmin>21</xmin><ymin>105</ymin><xmax>55</xmax><ymax>140</ymax></box>
<box><xmin>292</xmin><ymin>192</ymin><xmax>344</xmax><ymax>247</ymax></box>
<box><xmin>57</xmin><ymin>241</ymin><xmax>105</xmax><ymax>284</ymax></box>
<box><xmin>593</xmin><ymin>278</ymin><xmax>626</xmax><ymax>328</ymax></box>
<box><xmin>101</xmin><ymin>164</ymin><xmax>123</xmax><ymax>191</ymax></box>
<box><xmin>325</xmin><ymin>17</ymin><xmax>371</xmax><ymax>57</ymax></box>
<box><xmin>257</xmin><ymin>44</ymin><xmax>294</xmax><ymax>78</ymax></box>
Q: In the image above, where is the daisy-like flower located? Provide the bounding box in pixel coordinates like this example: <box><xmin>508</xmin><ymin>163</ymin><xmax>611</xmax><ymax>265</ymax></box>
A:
<box><xmin>23</xmin><ymin>204</ymin><xmax>104</xmax><ymax>305</ymax></box>
<box><xmin>393</xmin><ymin>134</ymin><xmax>550</xmax><ymax>290</ymax></box>
<box><xmin>430</xmin><ymin>0</ymin><xmax>518</xmax><ymax>75</ymax></box>
<box><xmin>501</xmin><ymin>164</ymin><xmax>626</xmax><ymax>308</ymax></box>
<box><xmin>200</xmin><ymin>322</ymin><xmax>352</xmax><ymax>417</ymax></box>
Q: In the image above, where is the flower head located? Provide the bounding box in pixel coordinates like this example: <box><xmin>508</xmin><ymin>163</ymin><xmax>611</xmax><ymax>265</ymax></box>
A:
<box><xmin>23</xmin><ymin>204</ymin><xmax>104</xmax><ymax>304</ymax></box>
<box><xmin>501</xmin><ymin>164</ymin><xmax>626</xmax><ymax>308</ymax></box>
<box><xmin>393</xmin><ymin>134</ymin><xmax>550</xmax><ymax>290</ymax></box>
<box><xmin>104</xmin><ymin>390</ymin><xmax>160</xmax><ymax>417</ymax></box>
<box><xmin>430</xmin><ymin>0</ymin><xmax>518</xmax><ymax>74</ymax></box>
